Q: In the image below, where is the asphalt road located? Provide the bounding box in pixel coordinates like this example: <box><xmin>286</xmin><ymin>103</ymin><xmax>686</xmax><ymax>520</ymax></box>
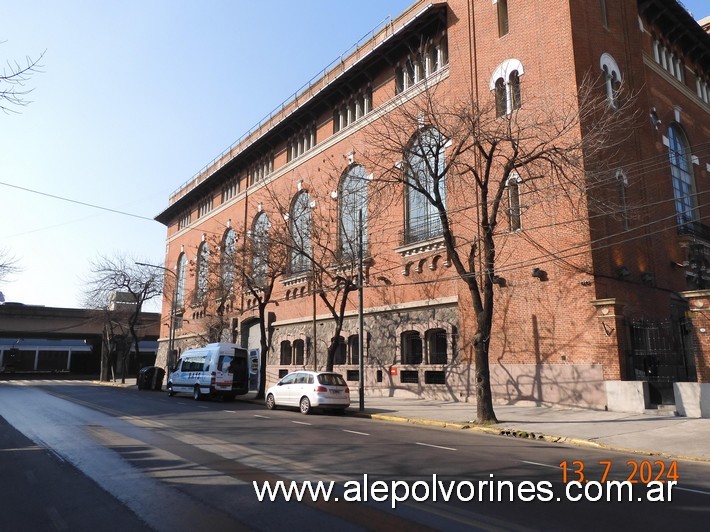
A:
<box><xmin>1</xmin><ymin>379</ymin><xmax>709</xmax><ymax>531</ymax></box>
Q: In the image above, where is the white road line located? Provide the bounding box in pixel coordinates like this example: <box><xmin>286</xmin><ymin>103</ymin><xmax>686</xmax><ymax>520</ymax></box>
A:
<box><xmin>521</xmin><ymin>460</ymin><xmax>559</xmax><ymax>469</ymax></box>
<box><xmin>292</xmin><ymin>421</ymin><xmax>312</xmax><ymax>426</ymax></box>
<box><xmin>676</xmin><ymin>486</ymin><xmax>710</xmax><ymax>496</ymax></box>
<box><xmin>196</xmin><ymin>405</ymin><xmax>209</xmax><ymax>409</ymax></box>
<box><xmin>223</xmin><ymin>410</ymin><xmax>237</xmax><ymax>413</ymax></box>
<box><xmin>415</xmin><ymin>442</ymin><xmax>457</xmax><ymax>451</ymax></box>
<box><xmin>176</xmin><ymin>402</ymin><xmax>188</xmax><ymax>406</ymax></box>
<box><xmin>342</xmin><ymin>429</ymin><xmax>370</xmax><ymax>436</ymax></box>
<box><xmin>253</xmin><ymin>414</ymin><xmax>270</xmax><ymax>419</ymax></box>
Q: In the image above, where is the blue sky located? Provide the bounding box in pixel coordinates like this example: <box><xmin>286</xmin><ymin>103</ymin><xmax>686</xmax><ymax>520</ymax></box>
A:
<box><xmin>1</xmin><ymin>1</ymin><xmax>708</xmax><ymax>311</ymax></box>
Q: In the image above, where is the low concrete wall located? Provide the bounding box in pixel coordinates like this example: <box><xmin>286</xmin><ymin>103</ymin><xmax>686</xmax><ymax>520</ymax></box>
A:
<box><xmin>264</xmin><ymin>363</ymin><xmax>609</xmax><ymax>409</ymax></box>
<box><xmin>490</xmin><ymin>364</ymin><xmax>607</xmax><ymax>409</ymax></box>
<box><xmin>674</xmin><ymin>382</ymin><xmax>710</xmax><ymax>418</ymax></box>
<box><xmin>605</xmin><ymin>381</ymin><xmax>650</xmax><ymax>413</ymax></box>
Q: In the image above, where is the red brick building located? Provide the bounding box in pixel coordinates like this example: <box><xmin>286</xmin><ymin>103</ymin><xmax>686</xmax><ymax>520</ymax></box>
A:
<box><xmin>154</xmin><ymin>0</ymin><xmax>710</xmax><ymax>415</ymax></box>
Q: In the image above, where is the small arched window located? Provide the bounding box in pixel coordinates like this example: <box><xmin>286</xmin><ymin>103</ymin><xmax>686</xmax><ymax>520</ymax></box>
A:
<box><xmin>293</xmin><ymin>339</ymin><xmax>305</xmax><ymax>366</ymax></box>
<box><xmin>348</xmin><ymin>335</ymin><xmax>360</xmax><ymax>365</ymax></box>
<box><xmin>426</xmin><ymin>329</ymin><xmax>448</xmax><ymax>364</ymax></box>
<box><xmin>401</xmin><ymin>331</ymin><xmax>423</xmax><ymax>365</ymax></box>
<box><xmin>333</xmin><ymin>336</ymin><xmax>347</xmax><ymax>365</ymax></box>
<box><xmin>280</xmin><ymin>341</ymin><xmax>292</xmax><ymax>365</ymax></box>
<box><xmin>668</xmin><ymin>124</ymin><xmax>697</xmax><ymax>226</ymax></box>
<box><xmin>490</xmin><ymin>59</ymin><xmax>524</xmax><ymax>117</ymax></box>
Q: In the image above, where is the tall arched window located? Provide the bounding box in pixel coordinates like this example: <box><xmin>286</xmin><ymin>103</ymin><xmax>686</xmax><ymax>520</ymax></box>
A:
<box><xmin>290</xmin><ymin>191</ymin><xmax>312</xmax><ymax>274</ymax></box>
<box><xmin>405</xmin><ymin>128</ymin><xmax>446</xmax><ymax>243</ymax></box>
<box><xmin>339</xmin><ymin>164</ymin><xmax>368</xmax><ymax>260</ymax></box>
<box><xmin>507</xmin><ymin>173</ymin><xmax>522</xmax><ymax>232</ymax></box>
<box><xmin>251</xmin><ymin>212</ymin><xmax>270</xmax><ymax>287</ymax></box>
<box><xmin>176</xmin><ymin>253</ymin><xmax>187</xmax><ymax>309</ymax></box>
<box><xmin>196</xmin><ymin>242</ymin><xmax>209</xmax><ymax>304</ymax></box>
<box><xmin>668</xmin><ymin>124</ymin><xmax>697</xmax><ymax>226</ymax></box>
<box><xmin>221</xmin><ymin>229</ymin><xmax>237</xmax><ymax>292</ymax></box>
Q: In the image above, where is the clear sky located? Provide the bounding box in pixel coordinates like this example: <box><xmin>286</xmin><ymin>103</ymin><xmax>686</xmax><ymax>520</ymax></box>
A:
<box><xmin>1</xmin><ymin>1</ymin><xmax>708</xmax><ymax>311</ymax></box>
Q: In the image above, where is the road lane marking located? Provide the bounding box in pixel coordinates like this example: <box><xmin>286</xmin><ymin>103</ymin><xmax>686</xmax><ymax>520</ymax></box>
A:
<box><xmin>521</xmin><ymin>460</ymin><xmax>559</xmax><ymax>469</ymax></box>
<box><xmin>415</xmin><ymin>442</ymin><xmax>457</xmax><ymax>451</ymax></box>
<box><xmin>253</xmin><ymin>414</ymin><xmax>270</xmax><ymax>419</ymax></box>
<box><xmin>176</xmin><ymin>402</ymin><xmax>188</xmax><ymax>406</ymax></box>
<box><xmin>343</xmin><ymin>429</ymin><xmax>370</xmax><ymax>436</ymax></box>
<box><xmin>196</xmin><ymin>405</ymin><xmax>209</xmax><ymax>409</ymax></box>
<box><xmin>292</xmin><ymin>421</ymin><xmax>312</xmax><ymax>426</ymax></box>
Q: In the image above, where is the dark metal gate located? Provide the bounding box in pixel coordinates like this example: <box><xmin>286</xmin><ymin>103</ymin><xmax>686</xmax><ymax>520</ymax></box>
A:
<box><xmin>628</xmin><ymin>318</ymin><xmax>695</xmax><ymax>405</ymax></box>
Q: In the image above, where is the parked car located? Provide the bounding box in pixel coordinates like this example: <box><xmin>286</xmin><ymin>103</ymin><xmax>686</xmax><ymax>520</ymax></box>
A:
<box><xmin>137</xmin><ymin>366</ymin><xmax>165</xmax><ymax>391</ymax></box>
<box><xmin>265</xmin><ymin>371</ymin><xmax>350</xmax><ymax>414</ymax></box>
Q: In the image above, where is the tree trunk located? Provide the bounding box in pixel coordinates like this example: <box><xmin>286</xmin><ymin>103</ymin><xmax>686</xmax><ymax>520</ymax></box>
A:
<box><xmin>474</xmin><ymin>336</ymin><xmax>498</xmax><ymax>424</ymax></box>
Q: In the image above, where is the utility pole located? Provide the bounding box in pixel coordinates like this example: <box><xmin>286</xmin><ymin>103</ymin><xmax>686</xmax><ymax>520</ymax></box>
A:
<box><xmin>358</xmin><ymin>209</ymin><xmax>365</xmax><ymax>412</ymax></box>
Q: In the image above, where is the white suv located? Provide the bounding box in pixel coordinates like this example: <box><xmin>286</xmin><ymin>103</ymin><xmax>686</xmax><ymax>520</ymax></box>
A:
<box><xmin>265</xmin><ymin>371</ymin><xmax>350</xmax><ymax>414</ymax></box>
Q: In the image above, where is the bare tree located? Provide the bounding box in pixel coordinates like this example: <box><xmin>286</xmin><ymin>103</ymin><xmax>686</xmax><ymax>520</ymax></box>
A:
<box><xmin>191</xmin><ymin>216</ymin><xmax>289</xmax><ymax>399</ymax></box>
<box><xmin>264</xmin><ymin>165</ymin><xmax>370</xmax><ymax>372</ymax></box>
<box><xmin>0</xmin><ymin>248</ymin><xmax>19</xmax><ymax>286</ymax></box>
<box><xmin>84</xmin><ymin>254</ymin><xmax>163</xmax><ymax>383</ymax></box>
<box><xmin>238</xmin><ymin>212</ymin><xmax>289</xmax><ymax>398</ymax></box>
<box><xmin>1</xmin><ymin>45</ymin><xmax>44</xmax><ymax>113</ymax></box>
<box><xmin>362</xmin><ymin>76</ymin><xmax>637</xmax><ymax>423</ymax></box>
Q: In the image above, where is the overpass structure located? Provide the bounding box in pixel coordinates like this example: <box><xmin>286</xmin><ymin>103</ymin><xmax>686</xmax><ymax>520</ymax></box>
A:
<box><xmin>0</xmin><ymin>303</ymin><xmax>160</xmax><ymax>375</ymax></box>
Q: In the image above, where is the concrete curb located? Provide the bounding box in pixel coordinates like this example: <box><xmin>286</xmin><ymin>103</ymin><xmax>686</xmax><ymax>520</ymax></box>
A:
<box><xmin>355</xmin><ymin>412</ymin><xmax>710</xmax><ymax>464</ymax></box>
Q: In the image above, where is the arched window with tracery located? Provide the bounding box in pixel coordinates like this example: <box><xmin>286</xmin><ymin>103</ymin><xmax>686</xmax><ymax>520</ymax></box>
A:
<box><xmin>289</xmin><ymin>191</ymin><xmax>312</xmax><ymax>274</ymax></box>
<box><xmin>339</xmin><ymin>164</ymin><xmax>368</xmax><ymax>260</ymax></box>
<box><xmin>251</xmin><ymin>212</ymin><xmax>270</xmax><ymax>287</ymax></box>
<box><xmin>668</xmin><ymin>124</ymin><xmax>697</xmax><ymax>227</ymax></box>
<box><xmin>404</xmin><ymin>128</ymin><xmax>446</xmax><ymax>244</ymax></box>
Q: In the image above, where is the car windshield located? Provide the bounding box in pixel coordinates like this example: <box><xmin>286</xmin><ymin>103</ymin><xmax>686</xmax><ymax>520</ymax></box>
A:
<box><xmin>317</xmin><ymin>373</ymin><xmax>346</xmax><ymax>386</ymax></box>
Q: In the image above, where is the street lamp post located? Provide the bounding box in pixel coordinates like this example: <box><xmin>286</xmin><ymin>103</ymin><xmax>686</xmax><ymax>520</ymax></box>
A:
<box><xmin>136</xmin><ymin>262</ymin><xmax>178</xmax><ymax>370</ymax></box>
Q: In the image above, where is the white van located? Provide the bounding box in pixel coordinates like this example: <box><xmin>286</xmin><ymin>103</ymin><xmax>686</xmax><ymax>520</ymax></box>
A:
<box><xmin>167</xmin><ymin>343</ymin><xmax>252</xmax><ymax>400</ymax></box>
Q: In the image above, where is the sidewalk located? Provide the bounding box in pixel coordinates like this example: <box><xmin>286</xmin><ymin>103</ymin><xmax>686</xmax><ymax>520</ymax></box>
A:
<box><xmin>352</xmin><ymin>397</ymin><xmax>710</xmax><ymax>462</ymax></box>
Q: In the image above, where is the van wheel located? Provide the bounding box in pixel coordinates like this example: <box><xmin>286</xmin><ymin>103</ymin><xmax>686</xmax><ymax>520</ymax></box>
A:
<box><xmin>266</xmin><ymin>394</ymin><xmax>276</xmax><ymax>410</ymax></box>
<box><xmin>299</xmin><ymin>396</ymin><xmax>311</xmax><ymax>415</ymax></box>
<box><xmin>193</xmin><ymin>385</ymin><xmax>202</xmax><ymax>401</ymax></box>
<box><xmin>167</xmin><ymin>383</ymin><xmax>175</xmax><ymax>397</ymax></box>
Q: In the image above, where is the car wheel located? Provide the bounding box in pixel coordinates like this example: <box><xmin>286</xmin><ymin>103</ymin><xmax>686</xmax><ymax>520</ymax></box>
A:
<box><xmin>266</xmin><ymin>394</ymin><xmax>276</xmax><ymax>410</ymax></box>
<box><xmin>167</xmin><ymin>383</ymin><xmax>175</xmax><ymax>397</ymax></box>
<box><xmin>299</xmin><ymin>396</ymin><xmax>312</xmax><ymax>415</ymax></box>
<box><xmin>193</xmin><ymin>385</ymin><xmax>202</xmax><ymax>401</ymax></box>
